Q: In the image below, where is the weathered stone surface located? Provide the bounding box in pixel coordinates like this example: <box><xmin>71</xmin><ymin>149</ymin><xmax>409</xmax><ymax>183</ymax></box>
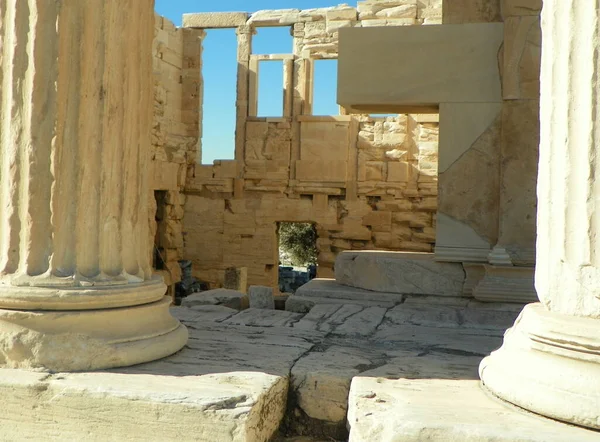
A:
<box><xmin>443</xmin><ymin>0</ymin><xmax>502</xmax><ymax>24</ymax></box>
<box><xmin>498</xmin><ymin>100</ymin><xmax>539</xmax><ymax>265</ymax></box>
<box><xmin>503</xmin><ymin>16</ymin><xmax>541</xmax><ymax>100</ymax></box>
<box><xmin>335</xmin><ymin>251</ymin><xmax>465</xmax><ymax>296</ymax></box>
<box><xmin>501</xmin><ymin>0</ymin><xmax>542</xmax><ymax>18</ymax></box>
<box><xmin>293</xmin><ymin>278</ymin><xmax>404</xmax><ymax>307</ymax></box>
<box><xmin>249</xmin><ymin>285</ymin><xmax>275</xmax><ymax>310</ymax></box>
<box><xmin>0</xmin><ymin>368</ymin><xmax>286</xmax><ymax>442</ymax></box>
<box><xmin>348</xmin><ymin>377</ymin><xmax>600</xmax><ymax>442</ymax></box>
<box><xmin>439</xmin><ymin>103</ymin><xmax>502</xmax><ymax>243</ymax></box>
<box><xmin>183</xmin><ymin>288</ymin><xmax>249</xmax><ymax>311</ymax></box>
<box><xmin>224</xmin><ymin>267</ymin><xmax>248</xmax><ymax>292</ymax></box>
<box><xmin>182</xmin><ymin>12</ymin><xmax>248</xmax><ymax>28</ymax></box>
<box><xmin>338</xmin><ymin>24</ymin><xmax>504</xmax><ymax>110</ymax></box>
<box><xmin>223</xmin><ymin>308</ymin><xmax>303</xmax><ymax>328</ymax></box>
<box><xmin>291</xmin><ymin>346</ymin><xmax>373</xmax><ymax>424</ymax></box>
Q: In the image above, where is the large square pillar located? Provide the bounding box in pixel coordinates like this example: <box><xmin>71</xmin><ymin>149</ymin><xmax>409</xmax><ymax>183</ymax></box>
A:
<box><xmin>0</xmin><ymin>0</ymin><xmax>187</xmax><ymax>371</ymax></box>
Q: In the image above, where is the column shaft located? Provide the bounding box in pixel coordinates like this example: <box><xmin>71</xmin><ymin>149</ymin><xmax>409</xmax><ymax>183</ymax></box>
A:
<box><xmin>480</xmin><ymin>0</ymin><xmax>600</xmax><ymax>429</ymax></box>
<box><xmin>0</xmin><ymin>0</ymin><xmax>187</xmax><ymax>371</ymax></box>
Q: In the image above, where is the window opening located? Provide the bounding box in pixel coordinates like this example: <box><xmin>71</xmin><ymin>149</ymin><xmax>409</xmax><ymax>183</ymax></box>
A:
<box><xmin>253</xmin><ymin>26</ymin><xmax>293</xmax><ymax>54</ymax></box>
<box><xmin>257</xmin><ymin>60</ymin><xmax>285</xmax><ymax>117</ymax></box>
<box><xmin>312</xmin><ymin>59</ymin><xmax>339</xmax><ymax>116</ymax></box>
<box><xmin>201</xmin><ymin>28</ymin><xmax>237</xmax><ymax>165</ymax></box>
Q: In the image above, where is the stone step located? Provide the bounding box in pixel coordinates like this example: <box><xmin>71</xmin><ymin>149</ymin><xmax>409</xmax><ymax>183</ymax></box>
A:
<box><xmin>335</xmin><ymin>251</ymin><xmax>465</xmax><ymax>296</ymax></box>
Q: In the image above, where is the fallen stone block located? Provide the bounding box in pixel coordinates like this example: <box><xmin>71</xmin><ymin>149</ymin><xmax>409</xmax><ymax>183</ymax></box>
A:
<box><xmin>335</xmin><ymin>251</ymin><xmax>465</xmax><ymax>296</ymax></box>
<box><xmin>249</xmin><ymin>285</ymin><xmax>275</xmax><ymax>309</ymax></box>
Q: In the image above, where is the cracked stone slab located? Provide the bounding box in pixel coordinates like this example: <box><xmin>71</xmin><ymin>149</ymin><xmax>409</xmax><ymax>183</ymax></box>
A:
<box><xmin>223</xmin><ymin>308</ymin><xmax>303</xmax><ymax>328</ymax></box>
<box><xmin>383</xmin><ymin>301</ymin><xmax>521</xmax><ymax>331</ymax></box>
<box><xmin>348</xmin><ymin>377</ymin><xmax>600</xmax><ymax>442</ymax></box>
<box><xmin>331</xmin><ymin>306</ymin><xmax>388</xmax><ymax>337</ymax></box>
<box><xmin>0</xmin><ymin>367</ymin><xmax>286</xmax><ymax>441</ymax></box>
<box><xmin>335</xmin><ymin>251</ymin><xmax>465</xmax><ymax>296</ymax></box>
<box><xmin>373</xmin><ymin>324</ymin><xmax>504</xmax><ymax>356</ymax></box>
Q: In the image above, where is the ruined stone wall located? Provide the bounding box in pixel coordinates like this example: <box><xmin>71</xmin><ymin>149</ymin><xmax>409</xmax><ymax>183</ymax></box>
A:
<box><xmin>181</xmin><ymin>1</ymin><xmax>442</xmax><ymax>289</ymax></box>
<box><xmin>149</xmin><ymin>15</ymin><xmax>202</xmax><ymax>288</ymax></box>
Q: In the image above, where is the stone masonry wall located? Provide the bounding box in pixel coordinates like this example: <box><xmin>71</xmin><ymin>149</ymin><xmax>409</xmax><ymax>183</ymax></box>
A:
<box><xmin>180</xmin><ymin>1</ymin><xmax>442</xmax><ymax>289</ymax></box>
<box><xmin>149</xmin><ymin>15</ymin><xmax>202</xmax><ymax>288</ymax></box>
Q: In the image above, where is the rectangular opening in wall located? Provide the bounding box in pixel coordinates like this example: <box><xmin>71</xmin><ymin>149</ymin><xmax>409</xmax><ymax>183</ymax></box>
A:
<box><xmin>153</xmin><ymin>191</ymin><xmax>167</xmax><ymax>271</ymax></box>
<box><xmin>257</xmin><ymin>60</ymin><xmax>284</xmax><ymax>117</ymax></box>
<box><xmin>277</xmin><ymin>222</ymin><xmax>317</xmax><ymax>294</ymax></box>
<box><xmin>201</xmin><ymin>28</ymin><xmax>237</xmax><ymax>165</ymax></box>
<box><xmin>253</xmin><ymin>26</ymin><xmax>293</xmax><ymax>54</ymax></box>
<box><xmin>312</xmin><ymin>59</ymin><xmax>339</xmax><ymax>116</ymax></box>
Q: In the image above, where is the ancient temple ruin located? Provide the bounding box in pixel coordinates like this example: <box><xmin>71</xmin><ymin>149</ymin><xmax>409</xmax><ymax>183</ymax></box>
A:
<box><xmin>0</xmin><ymin>0</ymin><xmax>599</xmax><ymax>441</ymax></box>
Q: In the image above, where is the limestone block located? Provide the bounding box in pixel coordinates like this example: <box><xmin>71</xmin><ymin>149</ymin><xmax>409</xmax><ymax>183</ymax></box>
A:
<box><xmin>182</xmin><ymin>289</ymin><xmax>249</xmax><ymax>311</ymax></box>
<box><xmin>335</xmin><ymin>251</ymin><xmax>465</xmax><ymax>296</ymax></box>
<box><xmin>437</xmin><ymin>103</ymin><xmax>502</xmax><ymax>259</ymax></box>
<box><xmin>182</xmin><ymin>12</ymin><xmax>248</xmax><ymax>28</ymax></box>
<box><xmin>224</xmin><ymin>267</ymin><xmax>248</xmax><ymax>293</ymax></box>
<box><xmin>291</xmin><ymin>346</ymin><xmax>372</xmax><ymax>423</ymax></box>
<box><xmin>0</xmin><ymin>365</ymin><xmax>286</xmax><ymax>442</ymax></box>
<box><xmin>498</xmin><ymin>100</ymin><xmax>539</xmax><ymax>265</ymax></box>
<box><xmin>374</xmin><ymin>5</ymin><xmax>418</xmax><ymax>19</ymax></box>
<box><xmin>473</xmin><ymin>265</ymin><xmax>537</xmax><ymax>303</ymax></box>
<box><xmin>359</xmin><ymin>161</ymin><xmax>385</xmax><ymax>181</ymax></box>
<box><xmin>151</xmin><ymin>161</ymin><xmax>180</xmax><ymax>190</ymax></box>
<box><xmin>503</xmin><ymin>15</ymin><xmax>541</xmax><ymax>100</ymax></box>
<box><xmin>442</xmin><ymin>0</ymin><xmax>502</xmax><ymax>24</ymax></box>
<box><xmin>387</xmin><ymin>161</ymin><xmax>409</xmax><ymax>183</ymax></box>
<box><xmin>296</xmin><ymin>160</ymin><xmax>347</xmax><ymax>182</ymax></box>
<box><xmin>300</xmin><ymin>121</ymin><xmax>349</xmax><ymax>159</ymax></box>
<box><xmin>501</xmin><ymin>0</ymin><xmax>542</xmax><ymax>18</ymax></box>
<box><xmin>393</xmin><ymin>212</ymin><xmax>431</xmax><ymax>228</ymax></box>
<box><xmin>248</xmin><ymin>286</ymin><xmax>275</xmax><ymax>310</ymax></box>
<box><xmin>293</xmin><ymin>278</ymin><xmax>404</xmax><ymax>307</ymax></box>
<box><xmin>338</xmin><ymin>24</ymin><xmax>504</xmax><ymax>110</ymax></box>
<box><xmin>347</xmin><ymin>377</ymin><xmax>600</xmax><ymax>442</ymax></box>
<box><xmin>362</xmin><ymin>211</ymin><xmax>392</xmax><ymax>231</ymax></box>
<box><xmin>326</xmin><ymin>7</ymin><xmax>358</xmax><ymax>21</ymax></box>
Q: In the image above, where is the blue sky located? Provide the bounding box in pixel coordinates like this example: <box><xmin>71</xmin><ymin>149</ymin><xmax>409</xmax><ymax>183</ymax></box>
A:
<box><xmin>155</xmin><ymin>0</ymin><xmax>340</xmax><ymax>164</ymax></box>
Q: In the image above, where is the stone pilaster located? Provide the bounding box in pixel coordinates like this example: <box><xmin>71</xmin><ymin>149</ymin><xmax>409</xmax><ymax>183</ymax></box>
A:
<box><xmin>0</xmin><ymin>0</ymin><xmax>187</xmax><ymax>371</ymax></box>
<box><xmin>235</xmin><ymin>25</ymin><xmax>254</xmax><ymax>180</ymax></box>
<box><xmin>480</xmin><ymin>0</ymin><xmax>600</xmax><ymax>429</ymax></box>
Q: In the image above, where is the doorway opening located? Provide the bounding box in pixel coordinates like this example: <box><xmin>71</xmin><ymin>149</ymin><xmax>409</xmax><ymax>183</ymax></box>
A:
<box><xmin>153</xmin><ymin>190</ymin><xmax>167</xmax><ymax>271</ymax></box>
<box><xmin>277</xmin><ymin>222</ymin><xmax>318</xmax><ymax>294</ymax></box>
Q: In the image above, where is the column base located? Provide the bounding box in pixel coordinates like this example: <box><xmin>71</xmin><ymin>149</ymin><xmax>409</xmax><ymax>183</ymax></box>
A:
<box><xmin>0</xmin><ymin>296</ymin><xmax>188</xmax><ymax>371</ymax></box>
<box><xmin>473</xmin><ymin>265</ymin><xmax>537</xmax><ymax>303</ymax></box>
<box><xmin>480</xmin><ymin>303</ymin><xmax>600</xmax><ymax>430</ymax></box>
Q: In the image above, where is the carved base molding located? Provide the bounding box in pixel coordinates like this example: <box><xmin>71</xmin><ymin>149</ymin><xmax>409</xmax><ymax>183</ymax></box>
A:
<box><xmin>480</xmin><ymin>303</ymin><xmax>600</xmax><ymax>430</ymax></box>
<box><xmin>473</xmin><ymin>265</ymin><xmax>537</xmax><ymax>304</ymax></box>
<box><xmin>434</xmin><ymin>246</ymin><xmax>490</xmax><ymax>263</ymax></box>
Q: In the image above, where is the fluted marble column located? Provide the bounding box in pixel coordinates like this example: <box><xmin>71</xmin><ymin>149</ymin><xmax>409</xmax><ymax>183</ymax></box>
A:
<box><xmin>0</xmin><ymin>0</ymin><xmax>187</xmax><ymax>371</ymax></box>
<box><xmin>480</xmin><ymin>0</ymin><xmax>600</xmax><ymax>429</ymax></box>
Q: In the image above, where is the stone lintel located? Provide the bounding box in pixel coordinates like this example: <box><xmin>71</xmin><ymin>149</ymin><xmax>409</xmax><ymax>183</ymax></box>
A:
<box><xmin>182</xmin><ymin>12</ymin><xmax>249</xmax><ymax>29</ymax></box>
